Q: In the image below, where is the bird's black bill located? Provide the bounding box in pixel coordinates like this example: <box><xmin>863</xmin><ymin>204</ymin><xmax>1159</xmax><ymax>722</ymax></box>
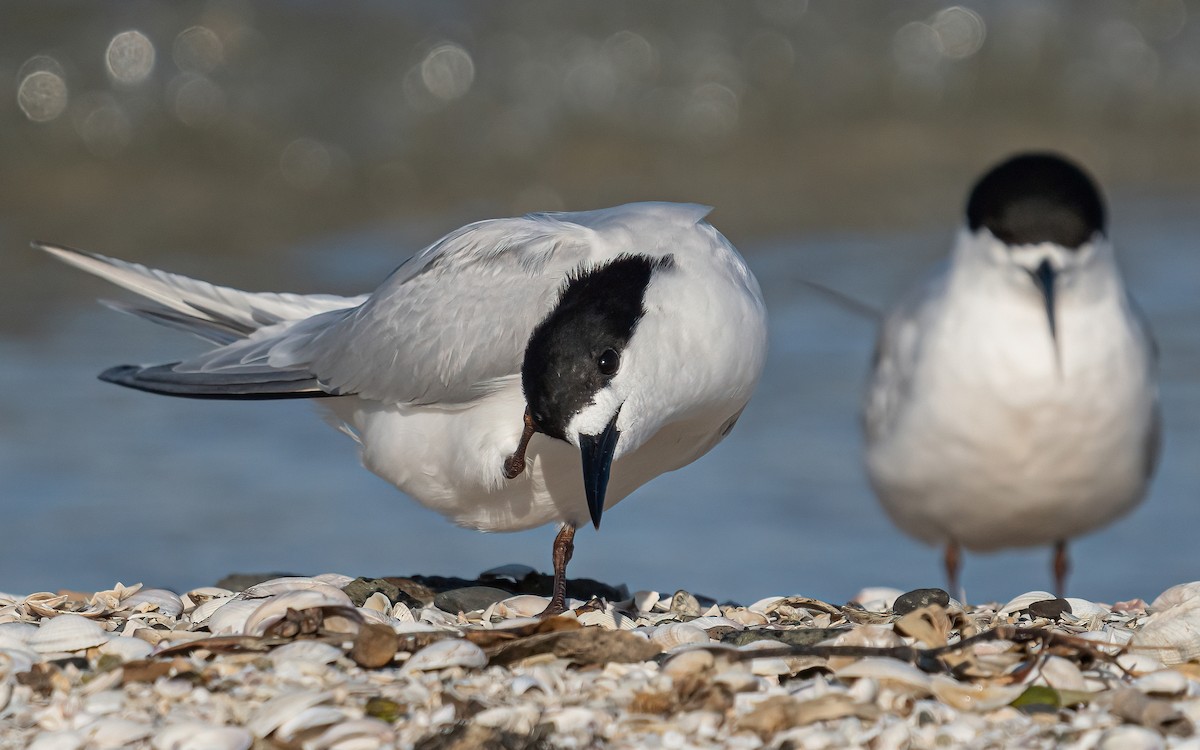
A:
<box><xmin>1030</xmin><ymin>258</ymin><xmax>1059</xmax><ymax>366</ymax></box>
<box><xmin>579</xmin><ymin>412</ymin><xmax>621</xmax><ymax>530</ymax></box>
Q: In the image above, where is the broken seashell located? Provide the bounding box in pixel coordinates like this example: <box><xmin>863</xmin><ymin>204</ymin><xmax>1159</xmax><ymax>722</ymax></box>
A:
<box><xmin>243</xmin><ymin>588</ymin><xmax>354</xmax><ymax>636</ymax></box>
<box><xmin>404</xmin><ymin>638</ymin><xmax>487</xmax><ymax>672</ymax></box>
<box><xmin>633</xmin><ymin>590</ymin><xmax>660</xmax><ymax>613</ymax></box>
<box><xmin>1029</xmin><ymin>655</ymin><xmax>1087</xmax><ymax>692</ymax></box>
<box><xmin>724</xmin><ymin>607</ymin><xmax>769</xmax><ymax>627</ymax></box>
<box><xmin>86</xmin><ymin>717</ymin><xmax>154</xmax><ymax>749</ymax></box>
<box><xmin>246</xmin><ymin>689</ymin><xmax>334</xmax><ymax>738</ymax></box>
<box><xmin>650</xmin><ymin>622</ymin><xmax>710</xmax><ymax>650</ymax></box>
<box><xmin>836</xmin><ymin>657</ymin><xmax>932</xmax><ymax>693</ymax></box>
<box><xmin>302</xmin><ymin>718</ymin><xmax>395</xmax><ymax>750</ymax></box>
<box><xmin>276</xmin><ymin>706</ymin><xmax>352</xmax><ymax>743</ymax></box>
<box><xmin>29</xmin><ymin>613</ymin><xmax>110</xmax><ymax>653</ymax></box>
<box><xmin>122</xmin><ymin>589</ymin><xmax>184</xmax><ymax>618</ymax></box>
<box><xmin>852</xmin><ymin>587</ymin><xmax>903</xmax><ymax>612</ymax></box>
<box><xmin>1133</xmin><ymin>669</ymin><xmax>1188</xmax><ymax>697</ymax></box>
<box><xmin>202</xmin><ymin>599</ymin><xmax>261</xmax><ymax>636</ymax></box>
<box><xmin>151</xmin><ymin>721</ymin><xmax>253</xmax><ymax>750</ymax></box>
<box><xmin>930</xmin><ymin>675</ymin><xmax>1025</xmax><ymax>711</ymax></box>
<box><xmin>240</xmin><ymin>577</ymin><xmax>348</xmax><ymax>600</ymax></box>
<box><xmin>97</xmin><ymin>636</ymin><xmax>154</xmax><ymax>662</ymax></box>
<box><xmin>485</xmin><ymin>595</ymin><xmax>549</xmax><ymax>620</ymax></box>
<box><xmin>361</xmin><ymin>592</ymin><xmax>390</xmax><ymax>614</ymax></box>
<box><xmin>270</xmin><ymin>640</ymin><xmax>344</xmax><ymax>666</ymax></box>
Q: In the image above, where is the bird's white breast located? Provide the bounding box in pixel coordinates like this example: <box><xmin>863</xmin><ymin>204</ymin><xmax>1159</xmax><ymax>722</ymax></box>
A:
<box><xmin>866</xmin><ymin>266</ymin><xmax>1157</xmax><ymax>551</ymax></box>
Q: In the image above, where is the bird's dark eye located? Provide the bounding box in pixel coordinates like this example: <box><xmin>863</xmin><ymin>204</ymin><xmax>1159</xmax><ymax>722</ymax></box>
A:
<box><xmin>597</xmin><ymin>348</ymin><xmax>620</xmax><ymax>377</ymax></box>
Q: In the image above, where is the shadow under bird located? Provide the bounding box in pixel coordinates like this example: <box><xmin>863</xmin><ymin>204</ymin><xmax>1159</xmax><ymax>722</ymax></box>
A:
<box><xmin>37</xmin><ymin>202</ymin><xmax>767</xmax><ymax>615</ymax></box>
<box><xmin>863</xmin><ymin>153</ymin><xmax>1160</xmax><ymax>597</ymax></box>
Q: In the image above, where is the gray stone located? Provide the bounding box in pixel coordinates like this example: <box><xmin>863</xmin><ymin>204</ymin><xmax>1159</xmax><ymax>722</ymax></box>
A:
<box><xmin>433</xmin><ymin>586</ymin><xmax>513</xmax><ymax>614</ymax></box>
<box><xmin>892</xmin><ymin>588</ymin><xmax>951</xmax><ymax>616</ymax></box>
<box><xmin>1027</xmin><ymin>598</ymin><xmax>1072</xmax><ymax>619</ymax></box>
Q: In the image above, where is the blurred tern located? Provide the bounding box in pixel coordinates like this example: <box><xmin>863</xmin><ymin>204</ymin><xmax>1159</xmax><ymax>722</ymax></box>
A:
<box><xmin>38</xmin><ymin>202</ymin><xmax>767</xmax><ymax>614</ymax></box>
<box><xmin>863</xmin><ymin>153</ymin><xmax>1159</xmax><ymax>597</ymax></box>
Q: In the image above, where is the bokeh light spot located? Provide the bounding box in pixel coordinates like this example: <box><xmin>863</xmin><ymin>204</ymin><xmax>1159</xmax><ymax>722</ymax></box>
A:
<box><xmin>420</xmin><ymin>43</ymin><xmax>475</xmax><ymax>101</ymax></box>
<box><xmin>18</xmin><ymin>69</ymin><xmax>68</xmax><ymax>122</ymax></box>
<box><xmin>106</xmin><ymin>30</ymin><xmax>156</xmax><ymax>85</ymax></box>
<box><xmin>932</xmin><ymin>6</ymin><xmax>987</xmax><ymax>60</ymax></box>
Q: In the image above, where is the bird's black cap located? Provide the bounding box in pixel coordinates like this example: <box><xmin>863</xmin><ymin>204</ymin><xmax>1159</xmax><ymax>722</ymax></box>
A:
<box><xmin>966</xmin><ymin>153</ymin><xmax>1106</xmax><ymax>249</ymax></box>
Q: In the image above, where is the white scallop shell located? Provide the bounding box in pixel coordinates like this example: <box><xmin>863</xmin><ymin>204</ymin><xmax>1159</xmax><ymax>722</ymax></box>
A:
<box><xmin>390</xmin><ymin>602</ymin><xmax>415</xmax><ymax>623</ymax></box>
<box><xmin>1028</xmin><ymin>655</ymin><xmax>1086</xmax><ymax>691</ymax></box>
<box><xmin>188</xmin><ymin>596</ymin><xmax>236</xmax><ymax>626</ymax></box>
<box><xmin>241</xmin><ymin>578</ymin><xmax>347</xmax><ymax>600</ymax></box>
<box><xmin>244</xmin><ymin>589</ymin><xmax>354</xmax><ymax>636</ymax></box>
<box><xmin>0</xmin><ymin>621</ymin><xmax>38</xmax><ymax>643</ymax></box>
<box><xmin>246</xmin><ymin>689</ymin><xmax>334</xmax><ymax>738</ymax></box>
<box><xmin>86</xmin><ymin>717</ymin><xmax>155</xmax><ymax>749</ymax></box>
<box><xmin>577</xmin><ymin>609</ymin><xmax>636</xmax><ymax>630</ymax></box>
<box><xmin>487</xmin><ymin>595</ymin><xmax>549</xmax><ymax>619</ymax></box>
<box><xmin>650</xmin><ymin>622</ymin><xmax>711</xmax><ymax>650</ymax></box>
<box><xmin>687</xmin><ymin>615</ymin><xmax>744</xmax><ymax>631</ymax></box>
<box><xmin>1133</xmin><ymin>669</ymin><xmax>1188</xmax><ymax>697</ymax></box>
<box><xmin>29</xmin><ymin>614</ymin><xmax>110</xmax><ymax>653</ymax></box>
<box><xmin>1096</xmin><ymin>725</ymin><xmax>1166</xmax><ymax>750</ymax></box>
<box><xmin>27</xmin><ymin>730</ymin><xmax>85</xmax><ymax>750</ymax></box>
<box><xmin>1150</xmin><ymin>582</ymin><xmax>1200</xmax><ymax>611</ymax></box>
<box><xmin>1063</xmin><ymin>598</ymin><xmax>1111</xmax><ymax>620</ymax></box>
<box><xmin>303</xmin><ymin>718</ymin><xmax>394</xmax><ymax>750</ymax></box>
<box><xmin>1129</xmin><ymin>595</ymin><xmax>1200</xmax><ymax>665</ymax></box>
<box><xmin>313</xmin><ymin>573</ymin><xmax>356</xmax><ymax>588</ymax></box>
<box><xmin>0</xmin><ymin>647</ymin><xmax>37</xmax><ymax>678</ymax></box>
<box><xmin>203</xmin><ymin>600</ymin><xmax>261</xmax><ymax>636</ymax></box>
<box><xmin>123</xmin><ymin>589</ymin><xmax>184</xmax><ymax>618</ymax></box>
<box><xmin>276</xmin><ymin>707</ymin><xmax>352</xmax><ymax>742</ymax></box>
<box><xmin>151</xmin><ymin>722</ymin><xmax>253</xmax><ymax>750</ymax></box>
<box><xmin>404</xmin><ymin>638</ymin><xmax>487</xmax><ymax>672</ymax></box>
<box><xmin>836</xmin><ymin>656</ymin><xmax>933</xmax><ymax>692</ymax></box>
<box><xmin>98</xmin><ymin>636</ymin><xmax>154</xmax><ymax>662</ymax></box>
<box><xmin>723</xmin><ymin>608</ymin><xmax>769</xmax><ymax>627</ymax></box>
<box><xmin>998</xmin><ymin>591</ymin><xmax>1057</xmax><ymax>616</ymax></box>
<box><xmin>270</xmin><ymin>640</ymin><xmax>345</xmax><ymax>666</ymax></box>
<box><xmin>747</xmin><ymin>596</ymin><xmax>784</xmax><ymax>614</ymax></box>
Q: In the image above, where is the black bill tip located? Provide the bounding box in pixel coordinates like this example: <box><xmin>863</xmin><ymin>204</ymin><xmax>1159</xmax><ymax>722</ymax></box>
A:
<box><xmin>579</xmin><ymin>412</ymin><xmax>621</xmax><ymax>530</ymax></box>
<box><xmin>1030</xmin><ymin>258</ymin><xmax>1060</xmax><ymax>367</ymax></box>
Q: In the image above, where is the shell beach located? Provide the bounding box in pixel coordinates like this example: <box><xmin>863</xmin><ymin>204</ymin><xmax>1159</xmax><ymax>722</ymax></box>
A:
<box><xmin>4</xmin><ymin>571</ymin><xmax>1200</xmax><ymax>749</ymax></box>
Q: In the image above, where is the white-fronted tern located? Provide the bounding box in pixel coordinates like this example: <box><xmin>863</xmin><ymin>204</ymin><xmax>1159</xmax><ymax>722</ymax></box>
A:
<box><xmin>38</xmin><ymin>202</ymin><xmax>768</xmax><ymax>613</ymax></box>
<box><xmin>863</xmin><ymin>153</ymin><xmax>1160</xmax><ymax>597</ymax></box>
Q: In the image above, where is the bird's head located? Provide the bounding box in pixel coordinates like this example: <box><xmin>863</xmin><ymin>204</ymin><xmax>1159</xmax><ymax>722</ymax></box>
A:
<box><xmin>520</xmin><ymin>254</ymin><xmax>675</xmax><ymax>530</ymax></box>
<box><xmin>964</xmin><ymin>152</ymin><xmax>1108</xmax><ymax>361</ymax></box>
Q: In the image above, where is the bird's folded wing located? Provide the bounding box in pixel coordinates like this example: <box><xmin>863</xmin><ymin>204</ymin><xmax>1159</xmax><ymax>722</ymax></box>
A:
<box><xmin>174</xmin><ymin>213</ymin><xmax>603</xmax><ymax>405</ymax></box>
<box><xmin>863</xmin><ymin>264</ymin><xmax>949</xmax><ymax>442</ymax></box>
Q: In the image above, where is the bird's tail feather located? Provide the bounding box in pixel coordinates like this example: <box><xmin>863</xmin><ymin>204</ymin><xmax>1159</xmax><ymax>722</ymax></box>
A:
<box><xmin>36</xmin><ymin>241</ymin><xmax>359</xmax><ymax>400</ymax></box>
<box><xmin>34</xmin><ymin>241</ymin><xmax>363</xmax><ymax>340</ymax></box>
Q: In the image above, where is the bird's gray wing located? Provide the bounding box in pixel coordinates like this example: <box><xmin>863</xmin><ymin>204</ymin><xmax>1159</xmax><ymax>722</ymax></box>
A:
<box><xmin>862</xmin><ymin>263</ymin><xmax>949</xmax><ymax>443</ymax></box>
<box><xmin>175</xmin><ymin>213</ymin><xmax>603</xmax><ymax>405</ymax></box>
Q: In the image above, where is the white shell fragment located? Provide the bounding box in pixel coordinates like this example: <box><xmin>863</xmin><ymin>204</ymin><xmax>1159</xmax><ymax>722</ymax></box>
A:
<box><xmin>404</xmin><ymin>638</ymin><xmax>487</xmax><ymax>672</ymax></box>
<box><xmin>29</xmin><ymin>614</ymin><xmax>110</xmax><ymax>653</ymax></box>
